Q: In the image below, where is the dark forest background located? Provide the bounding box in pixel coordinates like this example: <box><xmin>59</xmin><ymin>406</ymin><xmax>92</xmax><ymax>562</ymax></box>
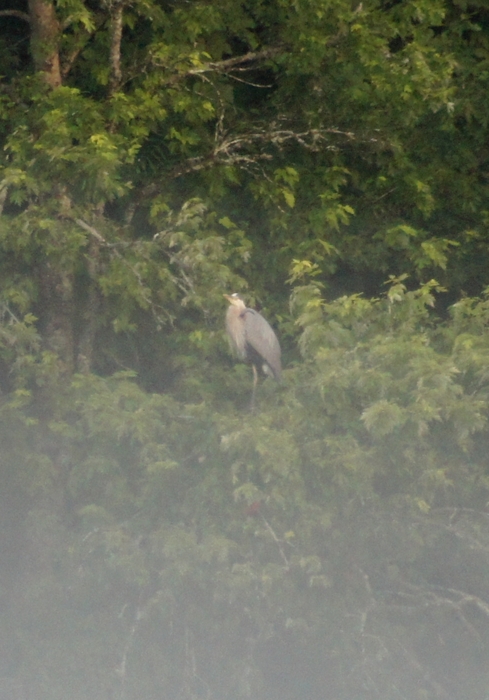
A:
<box><xmin>1</xmin><ymin>1</ymin><xmax>489</xmax><ymax>698</ymax></box>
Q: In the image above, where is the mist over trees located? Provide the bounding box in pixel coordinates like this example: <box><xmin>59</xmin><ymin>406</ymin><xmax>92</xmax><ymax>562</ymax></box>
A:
<box><xmin>1</xmin><ymin>1</ymin><xmax>489</xmax><ymax>698</ymax></box>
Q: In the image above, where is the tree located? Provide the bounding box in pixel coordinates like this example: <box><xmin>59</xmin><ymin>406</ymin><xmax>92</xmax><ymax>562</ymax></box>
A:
<box><xmin>1</xmin><ymin>1</ymin><xmax>489</xmax><ymax>699</ymax></box>
<box><xmin>1</xmin><ymin>0</ymin><xmax>481</xmax><ymax>376</ymax></box>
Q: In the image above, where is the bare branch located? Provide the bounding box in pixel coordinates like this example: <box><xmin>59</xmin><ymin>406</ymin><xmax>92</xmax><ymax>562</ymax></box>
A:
<box><xmin>61</xmin><ymin>29</ymin><xmax>97</xmax><ymax>77</ymax></box>
<box><xmin>75</xmin><ymin>218</ymin><xmax>173</xmax><ymax>326</ymax></box>
<box><xmin>115</xmin><ymin>604</ymin><xmax>144</xmax><ymax>692</ymax></box>
<box><xmin>226</xmin><ymin>73</ymin><xmax>273</xmax><ymax>88</ymax></box>
<box><xmin>131</xmin><ymin>122</ymin><xmax>357</xmax><ymax>214</ymax></box>
<box><xmin>420</xmin><ymin>583</ymin><xmax>489</xmax><ymax>620</ymax></box>
<box><xmin>382</xmin><ymin>578</ymin><xmax>489</xmax><ymax>641</ymax></box>
<box><xmin>261</xmin><ymin>516</ymin><xmax>290</xmax><ymax>571</ymax></box>
<box><xmin>160</xmin><ymin>47</ymin><xmax>282</xmax><ymax>86</ymax></box>
<box><xmin>202</xmin><ymin>48</ymin><xmax>281</xmax><ymax>72</ymax></box>
<box><xmin>60</xmin><ymin>12</ymin><xmax>106</xmax><ymax>78</ymax></box>
<box><xmin>0</xmin><ymin>9</ymin><xmax>30</xmax><ymax>21</ymax></box>
<box><xmin>162</xmin><ymin>124</ymin><xmax>354</xmax><ymax>180</ymax></box>
<box><xmin>61</xmin><ymin>46</ymin><xmax>84</xmax><ymax>78</ymax></box>
<box><xmin>75</xmin><ymin>218</ymin><xmax>108</xmax><ymax>244</ymax></box>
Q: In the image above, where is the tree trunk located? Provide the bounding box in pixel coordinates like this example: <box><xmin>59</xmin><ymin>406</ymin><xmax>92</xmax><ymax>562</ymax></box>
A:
<box><xmin>37</xmin><ymin>261</ymin><xmax>75</xmax><ymax>374</ymax></box>
<box><xmin>77</xmin><ymin>236</ymin><xmax>102</xmax><ymax>374</ymax></box>
<box><xmin>28</xmin><ymin>0</ymin><xmax>62</xmax><ymax>87</ymax></box>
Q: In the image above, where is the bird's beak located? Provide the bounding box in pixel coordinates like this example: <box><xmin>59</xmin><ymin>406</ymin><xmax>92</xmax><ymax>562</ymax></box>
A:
<box><xmin>223</xmin><ymin>294</ymin><xmax>232</xmax><ymax>302</ymax></box>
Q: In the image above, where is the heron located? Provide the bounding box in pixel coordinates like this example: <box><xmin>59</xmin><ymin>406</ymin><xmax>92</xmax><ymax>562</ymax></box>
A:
<box><xmin>224</xmin><ymin>293</ymin><xmax>282</xmax><ymax>410</ymax></box>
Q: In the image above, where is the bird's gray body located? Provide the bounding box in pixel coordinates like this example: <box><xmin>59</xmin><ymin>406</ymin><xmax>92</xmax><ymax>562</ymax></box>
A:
<box><xmin>225</xmin><ymin>295</ymin><xmax>282</xmax><ymax>381</ymax></box>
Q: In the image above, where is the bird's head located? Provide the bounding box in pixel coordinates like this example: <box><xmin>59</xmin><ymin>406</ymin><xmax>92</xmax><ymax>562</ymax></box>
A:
<box><xmin>224</xmin><ymin>293</ymin><xmax>246</xmax><ymax>310</ymax></box>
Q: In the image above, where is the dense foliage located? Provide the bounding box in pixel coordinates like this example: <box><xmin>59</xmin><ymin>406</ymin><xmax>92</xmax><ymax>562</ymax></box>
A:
<box><xmin>1</xmin><ymin>0</ymin><xmax>489</xmax><ymax>698</ymax></box>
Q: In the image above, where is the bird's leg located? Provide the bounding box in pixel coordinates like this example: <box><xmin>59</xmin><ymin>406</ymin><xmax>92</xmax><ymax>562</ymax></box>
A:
<box><xmin>250</xmin><ymin>364</ymin><xmax>258</xmax><ymax>412</ymax></box>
